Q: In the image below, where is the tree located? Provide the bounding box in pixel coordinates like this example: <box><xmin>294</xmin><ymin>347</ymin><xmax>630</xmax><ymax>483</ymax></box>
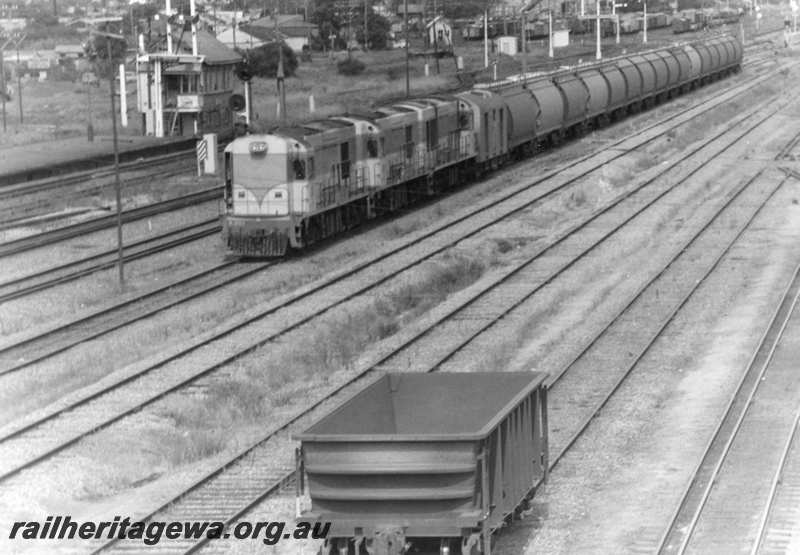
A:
<box><xmin>310</xmin><ymin>0</ymin><xmax>344</xmax><ymax>49</ymax></box>
<box><xmin>83</xmin><ymin>32</ymin><xmax>127</xmax><ymax>80</ymax></box>
<box><xmin>125</xmin><ymin>1</ymin><xmax>160</xmax><ymax>39</ymax></box>
<box><xmin>442</xmin><ymin>0</ymin><xmax>489</xmax><ymax>20</ymax></box>
<box><xmin>240</xmin><ymin>42</ymin><xmax>298</xmax><ymax>78</ymax></box>
<box><xmin>310</xmin><ymin>0</ymin><xmax>391</xmax><ymax>50</ymax></box>
<box><xmin>355</xmin><ymin>7</ymin><xmax>392</xmax><ymax>50</ymax></box>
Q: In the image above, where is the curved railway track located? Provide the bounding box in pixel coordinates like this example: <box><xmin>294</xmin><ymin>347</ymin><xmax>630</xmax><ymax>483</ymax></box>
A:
<box><xmin>90</xmin><ymin>83</ymin><xmax>792</xmax><ymax>555</ymax></box>
<box><xmin>0</xmin><ymin>59</ymin><xmax>787</xmax><ymax>490</ymax></box>
<box><xmin>0</xmin><ymin>186</ymin><xmax>222</xmax><ymax>258</ymax></box>
<box><xmin>656</xmin><ymin>262</ymin><xmax>800</xmax><ymax>555</ymax></box>
<box><xmin>0</xmin><ymin>50</ymin><xmax>780</xmax><ymax>381</ymax></box>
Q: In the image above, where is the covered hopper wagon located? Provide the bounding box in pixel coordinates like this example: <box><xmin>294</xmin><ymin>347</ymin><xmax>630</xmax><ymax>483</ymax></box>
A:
<box><xmin>295</xmin><ymin>372</ymin><xmax>549</xmax><ymax>555</ymax></box>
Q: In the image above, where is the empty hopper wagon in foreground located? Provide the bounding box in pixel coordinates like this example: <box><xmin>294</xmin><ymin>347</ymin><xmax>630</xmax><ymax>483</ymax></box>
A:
<box><xmin>295</xmin><ymin>372</ymin><xmax>549</xmax><ymax>555</ymax></box>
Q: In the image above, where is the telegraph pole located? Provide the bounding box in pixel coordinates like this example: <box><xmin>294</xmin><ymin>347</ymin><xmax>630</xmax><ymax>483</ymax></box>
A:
<box><xmin>520</xmin><ymin>9</ymin><xmax>526</xmax><ymax>86</ymax></box>
<box><xmin>404</xmin><ymin>0</ymin><xmax>409</xmax><ymax>97</ymax></box>
<box><xmin>364</xmin><ymin>0</ymin><xmax>368</xmax><ymax>50</ymax></box>
<box><xmin>275</xmin><ymin>11</ymin><xmax>287</xmax><ymax>124</ymax></box>
<box><xmin>596</xmin><ymin>0</ymin><xmax>601</xmax><ymax>59</ymax></box>
<box><xmin>483</xmin><ymin>9</ymin><xmax>489</xmax><ymax>68</ymax></box>
<box><xmin>14</xmin><ymin>33</ymin><xmax>25</xmax><ymax>124</ymax></box>
<box><xmin>0</xmin><ymin>43</ymin><xmax>6</xmax><ymax>132</ymax></box>
<box><xmin>643</xmin><ymin>0</ymin><xmax>647</xmax><ymax>43</ymax></box>
<box><xmin>107</xmin><ymin>36</ymin><xmax>124</xmax><ymax>291</ymax></box>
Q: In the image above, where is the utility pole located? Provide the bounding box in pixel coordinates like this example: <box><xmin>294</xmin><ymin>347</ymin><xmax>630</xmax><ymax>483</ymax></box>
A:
<box><xmin>108</xmin><ymin>37</ymin><xmax>124</xmax><ymax>291</ymax></box>
<box><xmin>596</xmin><ymin>0</ymin><xmax>601</xmax><ymax>59</ymax></box>
<box><xmin>0</xmin><ymin>40</ymin><xmax>8</xmax><ymax>133</ymax></box>
<box><xmin>92</xmin><ymin>29</ymin><xmax>126</xmax><ymax>291</ymax></box>
<box><xmin>14</xmin><ymin>33</ymin><xmax>25</xmax><ymax>124</ymax></box>
<box><xmin>364</xmin><ymin>0</ymin><xmax>368</xmax><ymax>50</ymax></box>
<box><xmin>275</xmin><ymin>10</ymin><xmax>286</xmax><ymax>124</ymax></box>
<box><xmin>87</xmin><ymin>77</ymin><xmax>94</xmax><ymax>141</ymax></box>
<box><xmin>166</xmin><ymin>0</ymin><xmax>173</xmax><ymax>53</ymax></box>
<box><xmin>643</xmin><ymin>0</ymin><xmax>647</xmax><ymax>43</ymax></box>
<box><xmin>404</xmin><ymin>0</ymin><xmax>410</xmax><ymax>97</ymax></box>
<box><xmin>548</xmin><ymin>9</ymin><xmax>553</xmax><ymax>58</ymax></box>
<box><xmin>520</xmin><ymin>9</ymin><xmax>526</xmax><ymax>86</ymax></box>
<box><xmin>483</xmin><ymin>9</ymin><xmax>488</xmax><ymax>68</ymax></box>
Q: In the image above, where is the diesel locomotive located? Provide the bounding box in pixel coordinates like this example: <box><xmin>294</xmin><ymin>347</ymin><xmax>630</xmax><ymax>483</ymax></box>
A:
<box><xmin>222</xmin><ymin>35</ymin><xmax>742</xmax><ymax>257</ymax></box>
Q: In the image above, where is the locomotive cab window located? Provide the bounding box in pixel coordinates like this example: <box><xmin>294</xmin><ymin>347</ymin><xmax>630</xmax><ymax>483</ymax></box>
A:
<box><xmin>366</xmin><ymin>137</ymin><xmax>379</xmax><ymax>158</ymax></box>
<box><xmin>224</xmin><ymin>152</ymin><xmax>233</xmax><ymax>207</ymax></box>
<box><xmin>292</xmin><ymin>158</ymin><xmax>306</xmax><ymax>180</ymax></box>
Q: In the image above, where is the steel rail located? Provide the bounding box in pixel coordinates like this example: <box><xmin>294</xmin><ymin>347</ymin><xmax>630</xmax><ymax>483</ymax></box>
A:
<box><xmin>182</xmin><ymin>167</ymin><xmax>785</xmax><ymax>555</ymax></box>
<box><xmin>0</xmin><ymin>53</ymin><xmax>779</xmax><ymax>381</ymax></box>
<box><xmin>655</xmin><ymin>262</ymin><xmax>800</xmax><ymax>555</ymax></box>
<box><xmin>0</xmin><ymin>148</ymin><xmax>196</xmax><ymax>196</ymax></box>
<box><xmin>92</xmin><ymin>83</ymin><xmax>788</xmax><ymax>555</ymax></box>
<box><xmin>0</xmin><ymin>65</ymin><xmax>778</xmax><ymax>468</ymax></box>
<box><xmin>0</xmin><ymin>186</ymin><xmax>222</xmax><ymax>258</ymax></box>
<box><xmin>0</xmin><ymin>219</ymin><xmax>221</xmax><ymax>303</ymax></box>
<box><xmin>0</xmin><ymin>58</ymin><xmax>783</xmax><ymax>512</ymax></box>
<box><xmin>750</xmin><ymin>404</ymin><xmax>800</xmax><ymax>555</ymax></box>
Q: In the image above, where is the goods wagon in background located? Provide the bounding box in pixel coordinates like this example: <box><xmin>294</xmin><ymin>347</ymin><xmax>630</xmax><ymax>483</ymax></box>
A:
<box><xmin>295</xmin><ymin>372</ymin><xmax>549</xmax><ymax>554</ymax></box>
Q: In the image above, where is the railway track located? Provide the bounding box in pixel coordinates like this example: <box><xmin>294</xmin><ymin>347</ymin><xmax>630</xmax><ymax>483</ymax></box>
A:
<box><xmin>0</xmin><ymin>58</ymin><xmax>786</xmax><ymax>489</ymax></box>
<box><xmin>656</xmin><ymin>262</ymin><xmax>800</xmax><ymax>554</ymax></box>
<box><xmin>0</xmin><ymin>149</ymin><xmax>194</xmax><ymax>199</ymax></box>
<box><xmin>0</xmin><ymin>186</ymin><xmax>222</xmax><ymax>258</ymax></box>
<box><xmin>0</xmin><ymin>218</ymin><xmax>222</xmax><ymax>304</ymax></box>
<box><xmin>0</xmin><ymin>50</ymin><xmax>780</xmax><ymax>382</ymax></box>
<box><xmin>194</xmin><ymin>145</ymin><xmax>787</xmax><ymax>555</ymax></box>
<box><xmin>0</xmin><ymin>152</ymin><xmax>200</xmax><ymax>225</ymax></box>
<box><xmin>753</xmin><ymin>405</ymin><xmax>800</xmax><ymax>555</ymax></box>
<box><xmin>83</xmin><ymin>71</ymin><xmax>793</xmax><ymax>553</ymax></box>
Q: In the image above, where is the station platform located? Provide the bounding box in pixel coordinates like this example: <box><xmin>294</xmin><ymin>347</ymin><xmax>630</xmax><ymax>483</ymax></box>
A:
<box><xmin>0</xmin><ymin>134</ymin><xmax>196</xmax><ymax>186</ymax></box>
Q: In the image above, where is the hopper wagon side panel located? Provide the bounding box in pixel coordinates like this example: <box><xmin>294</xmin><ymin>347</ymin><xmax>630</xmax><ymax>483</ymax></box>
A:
<box><xmin>296</xmin><ymin>372</ymin><xmax>549</xmax><ymax>553</ymax></box>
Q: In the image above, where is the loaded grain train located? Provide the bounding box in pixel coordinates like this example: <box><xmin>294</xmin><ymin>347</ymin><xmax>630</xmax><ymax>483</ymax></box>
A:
<box><xmin>223</xmin><ymin>36</ymin><xmax>742</xmax><ymax>256</ymax></box>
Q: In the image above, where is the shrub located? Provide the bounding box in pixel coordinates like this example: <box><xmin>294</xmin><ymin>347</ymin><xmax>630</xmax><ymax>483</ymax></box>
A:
<box><xmin>240</xmin><ymin>42</ymin><xmax>298</xmax><ymax>78</ymax></box>
<box><xmin>386</xmin><ymin>65</ymin><xmax>403</xmax><ymax>80</ymax></box>
<box><xmin>337</xmin><ymin>57</ymin><xmax>366</xmax><ymax>76</ymax></box>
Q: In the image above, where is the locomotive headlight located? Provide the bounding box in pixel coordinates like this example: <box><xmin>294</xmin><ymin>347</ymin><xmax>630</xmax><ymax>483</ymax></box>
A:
<box><xmin>249</xmin><ymin>141</ymin><xmax>268</xmax><ymax>154</ymax></box>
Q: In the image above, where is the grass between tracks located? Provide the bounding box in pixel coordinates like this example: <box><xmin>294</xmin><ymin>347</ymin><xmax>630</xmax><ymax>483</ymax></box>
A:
<box><xmin>72</xmin><ymin>249</ymin><xmax>488</xmax><ymax>497</ymax></box>
<box><xmin>156</xmin><ymin>251</ymin><xmax>487</xmax><ymax>466</ymax></box>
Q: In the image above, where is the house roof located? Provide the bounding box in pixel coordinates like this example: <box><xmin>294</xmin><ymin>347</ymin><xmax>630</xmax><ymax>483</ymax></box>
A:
<box><xmin>173</xmin><ymin>29</ymin><xmax>242</xmax><ymax>65</ymax></box>
<box><xmin>249</xmin><ymin>14</ymin><xmax>308</xmax><ymax>28</ymax></box>
<box><xmin>426</xmin><ymin>16</ymin><xmax>450</xmax><ymax>28</ymax></box>
<box><xmin>242</xmin><ymin>24</ymin><xmax>315</xmax><ymax>40</ymax></box>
